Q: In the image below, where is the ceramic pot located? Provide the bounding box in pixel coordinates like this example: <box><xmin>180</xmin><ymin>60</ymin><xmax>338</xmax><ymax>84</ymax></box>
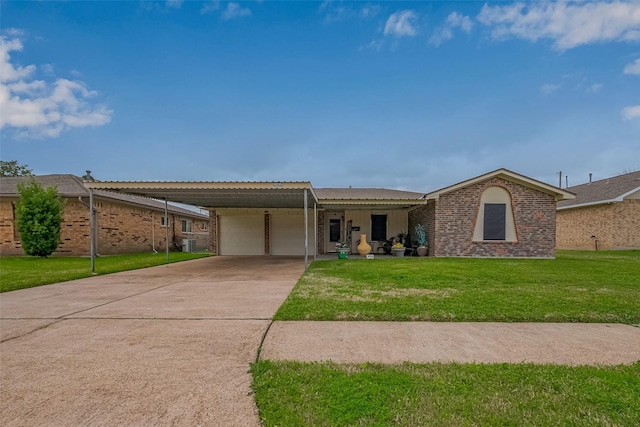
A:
<box><xmin>417</xmin><ymin>247</ymin><xmax>428</xmax><ymax>257</ymax></box>
<box><xmin>357</xmin><ymin>234</ymin><xmax>372</xmax><ymax>255</ymax></box>
<box><xmin>337</xmin><ymin>248</ymin><xmax>349</xmax><ymax>259</ymax></box>
<box><xmin>392</xmin><ymin>247</ymin><xmax>405</xmax><ymax>257</ymax></box>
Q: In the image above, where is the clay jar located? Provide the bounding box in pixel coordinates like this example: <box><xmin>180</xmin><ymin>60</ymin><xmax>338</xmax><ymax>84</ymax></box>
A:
<box><xmin>357</xmin><ymin>233</ymin><xmax>372</xmax><ymax>255</ymax></box>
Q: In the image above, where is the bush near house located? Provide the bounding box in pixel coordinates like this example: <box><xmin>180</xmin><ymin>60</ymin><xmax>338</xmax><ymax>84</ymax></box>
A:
<box><xmin>15</xmin><ymin>180</ymin><xmax>64</xmax><ymax>257</ymax></box>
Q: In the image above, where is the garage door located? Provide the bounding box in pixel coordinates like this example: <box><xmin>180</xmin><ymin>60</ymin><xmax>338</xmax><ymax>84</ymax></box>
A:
<box><xmin>271</xmin><ymin>213</ymin><xmax>315</xmax><ymax>256</ymax></box>
<box><xmin>218</xmin><ymin>215</ymin><xmax>264</xmax><ymax>255</ymax></box>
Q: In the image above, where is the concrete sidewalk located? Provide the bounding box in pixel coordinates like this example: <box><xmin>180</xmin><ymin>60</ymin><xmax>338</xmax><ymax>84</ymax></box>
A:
<box><xmin>261</xmin><ymin>321</ymin><xmax>640</xmax><ymax>366</ymax></box>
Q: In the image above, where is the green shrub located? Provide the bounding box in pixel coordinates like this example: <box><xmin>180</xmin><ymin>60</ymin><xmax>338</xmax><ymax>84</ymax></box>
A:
<box><xmin>15</xmin><ymin>180</ymin><xmax>64</xmax><ymax>257</ymax></box>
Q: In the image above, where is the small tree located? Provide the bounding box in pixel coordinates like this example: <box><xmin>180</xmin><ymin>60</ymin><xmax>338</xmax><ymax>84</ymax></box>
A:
<box><xmin>1</xmin><ymin>160</ymin><xmax>33</xmax><ymax>177</ymax></box>
<box><xmin>15</xmin><ymin>180</ymin><xmax>64</xmax><ymax>257</ymax></box>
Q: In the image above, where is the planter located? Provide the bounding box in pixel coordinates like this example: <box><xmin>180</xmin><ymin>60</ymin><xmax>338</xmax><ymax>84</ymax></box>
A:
<box><xmin>392</xmin><ymin>247</ymin><xmax>405</xmax><ymax>257</ymax></box>
<box><xmin>417</xmin><ymin>246</ymin><xmax>428</xmax><ymax>257</ymax></box>
<box><xmin>337</xmin><ymin>248</ymin><xmax>349</xmax><ymax>259</ymax></box>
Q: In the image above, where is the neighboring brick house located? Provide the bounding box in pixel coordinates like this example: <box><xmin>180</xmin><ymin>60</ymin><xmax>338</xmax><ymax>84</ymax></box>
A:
<box><xmin>557</xmin><ymin>171</ymin><xmax>640</xmax><ymax>250</ymax></box>
<box><xmin>409</xmin><ymin>169</ymin><xmax>574</xmax><ymax>258</ymax></box>
<box><xmin>0</xmin><ymin>174</ymin><xmax>210</xmax><ymax>256</ymax></box>
<box><xmin>86</xmin><ymin>168</ymin><xmax>574</xmax><ymax>258</ymax></box>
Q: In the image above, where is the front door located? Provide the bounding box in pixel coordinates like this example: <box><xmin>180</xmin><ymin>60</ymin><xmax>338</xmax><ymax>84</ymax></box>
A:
<box><xmin>325</xmin><ymin>212</ymin><xmax>343</xmax><ymax>253</ymax></box>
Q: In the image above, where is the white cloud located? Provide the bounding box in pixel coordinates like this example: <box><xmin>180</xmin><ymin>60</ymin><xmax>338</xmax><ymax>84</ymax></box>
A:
<box><xmin>587</xmin><ymin>83</ymin><xmax>603</xmax><ymax>93</ymax></box>
<box><xmin>359</xmin><ymin>39</ymin><xmax>384</xmax><ymax>52</ymax></box>
<box><xmin>0</xmin><ymin>35</ymin><xmax>112</xmax><ymax>139</ymax></box>
<box><xmin>477</xmin><ymin>1</ymin><xmax>640</xmax><ymax>50</ymax></box>
<box><xmin>622</xmin><ymin>105</ymin><xmax>640</xmax><ymax>120</ymax></box>
<box><xmin>540</xmin><ymin>83</ymin><xmax>561</xmax><ymax>95</ymax></box>
<box><xmin>222</xmin><ymin>2</ymin><xmax>251</xmax><ymax>21</ymax></box>
<box><xmin>165</xmin><ymin>0</ymin><xmax>183</xmax><ymax>8</ymax></box>
<box><xmin>319</xmin><ymin>2</ymin><xmax>380</xmax><ymax>23</ymax></box>
<box><xmin>623</xmin><ymin>58</ymin><xmax>640</xmax><ymax>75</ymax></box>
<box><xmin>384</xmin><ymin>10</ymin><xmax>418</xmax><ymax>37</ymax></box>
<box><xmin>200</xmin><ymin>0</ymin><xmax>220</xmax><ymax>15</ymax></box>
<box><xmin>429</xmin><ymin>12</ymin><xmax>473</xmax><ymax>46</ymax></box>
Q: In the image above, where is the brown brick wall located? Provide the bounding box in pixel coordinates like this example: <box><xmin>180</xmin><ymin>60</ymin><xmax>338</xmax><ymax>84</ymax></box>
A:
<box><xmin>317</xmin><ymin>211</ymin><xmax>325</xmax><ymax>255</ymax></box>
<box><xmin>411</xmin><ymin>178</ymin><xmax>557</xmax><ymax>258</ymax></box>
<box><xmin>208</xmin><ymin>209</ymin><xmax>217</xmax><ymax>255</ymax></box>
<box><xmin>408</xmin><ymin>200</ymin><xmax>436</xmax><ymax>256</ymax></box>
<box><xmin>556</xmin><ymin>199</ymin><xmax>640</xmax><ymax>250</ymax></box>
<box><xmin>1</xmin><ymin>197</ymin><xmax>209</xmax><ymax>256</ymax></box>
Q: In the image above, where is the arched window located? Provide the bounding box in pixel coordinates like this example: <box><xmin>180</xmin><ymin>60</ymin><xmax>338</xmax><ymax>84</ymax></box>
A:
<box><xmin>473</xmin><ymin>187</ymin><xmax>517</xmax><ymax>242</ymax></box>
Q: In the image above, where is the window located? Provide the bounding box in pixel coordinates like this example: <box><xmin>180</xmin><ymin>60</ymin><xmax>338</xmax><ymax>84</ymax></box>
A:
<box><xmin>181</xmin><ymin>219</ymin><xmax>192</xmax><ymax>233</ymax></box>
<box><xmin>201</xmin><ymin>221</ymin><xmax>208</xmax><ymax>231</ymax></box>
<box><xmin>483</xmin><ymin>204</ymin><xmax>506</xmax><ymax>240</ymax></box>
<box><xmin>329</xmin><ymin>219</ymin><xmax>340</xmax><ymax>242</ymax></box>
<box><xmin>371</xmin><ymin>214</ymin><xmax>387</xmax><ymax>241</ymax></box>
<box><xmin>473</xmin><ymin>187</ymin><xmax>517</xmax><ymax>242</ymax></box>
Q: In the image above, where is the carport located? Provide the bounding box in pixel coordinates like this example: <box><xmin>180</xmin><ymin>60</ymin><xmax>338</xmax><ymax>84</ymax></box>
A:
<box><xmin>83</xmin><ymin>181</ymin><xmax>319</xmax><ymax>270</ymax></box>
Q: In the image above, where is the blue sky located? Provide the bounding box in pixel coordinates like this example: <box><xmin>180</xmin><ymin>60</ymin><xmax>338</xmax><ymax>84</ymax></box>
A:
<box><xmin>1</xmin><ymin>0</ymin><xmax>639</xmax><ymax>192</ymax></box>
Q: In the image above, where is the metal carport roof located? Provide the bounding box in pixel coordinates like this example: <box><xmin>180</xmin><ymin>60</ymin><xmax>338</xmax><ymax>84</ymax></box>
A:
<box><xmin>83</xmin><ymin>181</ymin><xmax>319</xmax><ymax>208</ymax></box>
<box><xmin>82</xmin><ymin>181</ymin><xmax>319</xmax><ymax>271</ymax></box>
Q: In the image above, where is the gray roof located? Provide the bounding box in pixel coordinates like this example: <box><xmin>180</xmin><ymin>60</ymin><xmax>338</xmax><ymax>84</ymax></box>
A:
<box><xmin>557</xmin><ymin>170</ymin><xmax>640</xmax><ymax>209</ymax></box>
<box><xmin>0</xmin><ymin>175</ymin><xmax>208</xmax><ymax>219</ymax></box>
<box><xmin>315</xmin><ymin>188</ymin><xmax>425</xmax><ymax>201</ymax></box>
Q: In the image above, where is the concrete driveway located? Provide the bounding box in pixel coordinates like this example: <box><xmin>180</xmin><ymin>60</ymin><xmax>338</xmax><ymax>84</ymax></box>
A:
<box><xmin>0</xmin><ymin>256</ymin><xmax>304</xmax><ymax>427</ymax></box>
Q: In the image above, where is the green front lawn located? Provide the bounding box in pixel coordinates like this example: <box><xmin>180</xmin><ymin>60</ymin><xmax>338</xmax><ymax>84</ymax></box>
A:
<box><xmin>0</xmin><ymin>252</ymin><xmax>210</xmax><ymax>292</ymax></box>
<box><xmin>252</xmin><ymin>360</ymin><xmax>640</xmax><ymax>427</ymax></box>
<box><xmin>274</xmin><ymin>251</ymin><xmax>640</xmax><ymax>324</ymax></box>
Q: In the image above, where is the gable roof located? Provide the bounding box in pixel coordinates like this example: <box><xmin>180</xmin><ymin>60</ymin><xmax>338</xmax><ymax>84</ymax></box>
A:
<box><xmin>557</xmin><ymin>170</ymin><xmax>640</xmax><ymax>210</ymax></box>
<box><xmin>423</xmin><ymin>168</ymin><xmax>575</xmax><ymax>202</ymax></box>
<box><xmin>0</xmin><ymin>175</ymin><xmax>208</xmax><ymax>219</ymax></box>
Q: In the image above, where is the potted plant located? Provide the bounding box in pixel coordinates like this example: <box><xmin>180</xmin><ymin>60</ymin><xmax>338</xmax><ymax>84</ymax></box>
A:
<box><xmin>391</xmin><ymin>242</ymin><xmax>405</xmax><ymax>257</ymax></box>
<box><xmin>414</xmin><ymin>224</ymin><xmax>428</xmax><ymax>256</ymax></box>
<box><xmin>336</xmin><ymin>241</ymin><xmax>350</xmax><ymax>259</ymax></box>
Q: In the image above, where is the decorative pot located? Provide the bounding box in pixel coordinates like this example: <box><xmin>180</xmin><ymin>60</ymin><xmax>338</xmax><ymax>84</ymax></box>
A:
<box><xmin>392</xmin><ymin>247</ymin><xmax>405</xmax><ymax>257</ymax></box>
<box><xmin>357</xmin><ymin>234</ymin><xmax>371</xmax><ymax>255</ymax></box>
<box><xmin>417</xmin><ymin>246</ymin><xmax>428</xmax><ymax>257</ymax></box>
<box><xmin>337</xmin><ymin>248</ymin><xmax>349</xmax><ymax>259</ymax></box>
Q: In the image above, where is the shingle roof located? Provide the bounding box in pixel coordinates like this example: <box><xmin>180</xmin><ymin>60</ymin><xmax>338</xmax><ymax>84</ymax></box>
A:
<box><xmin>557</xmin><ymin>170</ymin><xmax>640</xmax><ymax>209</ymax></box>
<box><xmin>315</xmin><ymin>188</ymin><xmax>425</xmax><ymax>201</ymax></box>
<box><xmin>0</xmin><ymin>174</ymin><xmax>208</xmax><ymax>219</ymax></box>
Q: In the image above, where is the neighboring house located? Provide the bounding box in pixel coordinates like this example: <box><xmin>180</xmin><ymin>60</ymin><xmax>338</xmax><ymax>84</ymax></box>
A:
<box><xmin>557</xmin><ymin>171</ymin><xmax>640</xmax><ymax>250</ymax></box>
<box><xmin>85</xmin><ymin>168</ymin><xmax>574</xmax><ymax>258</ymax></box>
<box><xmin>0</xmin><ymin>174</ymin><xmax>210</xmax><ymax>256</ymax></box>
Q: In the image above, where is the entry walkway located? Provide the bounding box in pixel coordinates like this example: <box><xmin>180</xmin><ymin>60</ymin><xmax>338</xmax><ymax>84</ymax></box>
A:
<box><xmin>1</xmin><ymin>256</ymin><xmax>304</xmax><ymax>427</ymax></box>
<box><xmin>260</xmin><ymin>321</ymin><xmax>640</xmax><ymax>366</ymax></box>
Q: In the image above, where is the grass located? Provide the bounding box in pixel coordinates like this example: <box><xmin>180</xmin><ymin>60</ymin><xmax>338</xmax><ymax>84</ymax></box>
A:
<box><xmin>0</xmin><ymin>252</ymin><xmax>210</xmax><ymax>292</ymax></box>
<box><xmin>274</xmin><ymin>250</ymin><xmax>640</xmax><ymax>324</ymax></box>
<box><xmin>252</xmin><ymin>360</ymin><xmax>640</xmax><ymax>427</ymax></box>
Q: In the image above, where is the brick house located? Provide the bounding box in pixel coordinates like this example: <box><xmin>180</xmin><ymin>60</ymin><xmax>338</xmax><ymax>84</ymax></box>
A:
<box><xmin>85</xmin><ymin>168</ymin><xmax>573</xmax><ymax>259</ymax></box>
<box><xmin>0</xmin><ymin>174</ymin><xmax>210</xmax><ymax>256</ymax></box>
<box><xmin>557</xmin><ymin>170</ymin><xmax>640</xmax><ymax>250</ymax></box>
<box><xmin>409</xmin><ymin>169</ymin><xmax>574</xmax><ymax>258</ymax></box>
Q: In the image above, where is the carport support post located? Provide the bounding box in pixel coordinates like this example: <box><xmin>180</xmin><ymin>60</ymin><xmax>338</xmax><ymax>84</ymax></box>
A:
<box><xmin>89</xmin><ymin>189</ymin><xmax>95</xmax><ymax>273</ymax></box>
<box><xmin>313</xmin><ymin>202</ymin><xmax>317</xmax><ymax>261</ymax></box>
<box><xmin>165</xmin><ymin>199</ymin><xmax>169</xmax><ymax>263</ymax></box>
<box><xmin>304</xmin><ymin>189</ymin><xmax>308</xmax><ymax>271</ymax></box>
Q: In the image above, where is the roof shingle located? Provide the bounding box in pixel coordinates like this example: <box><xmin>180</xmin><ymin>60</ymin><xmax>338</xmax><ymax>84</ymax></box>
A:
<box><xmin>557</xmin><ymin>170</ymin><xmax>640</xmax><ymax>209</ymax></box>
<box><xmin>0</xmin><ymin>175</ymin><xmax>208</xmax><ymax>219</ymax></box>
